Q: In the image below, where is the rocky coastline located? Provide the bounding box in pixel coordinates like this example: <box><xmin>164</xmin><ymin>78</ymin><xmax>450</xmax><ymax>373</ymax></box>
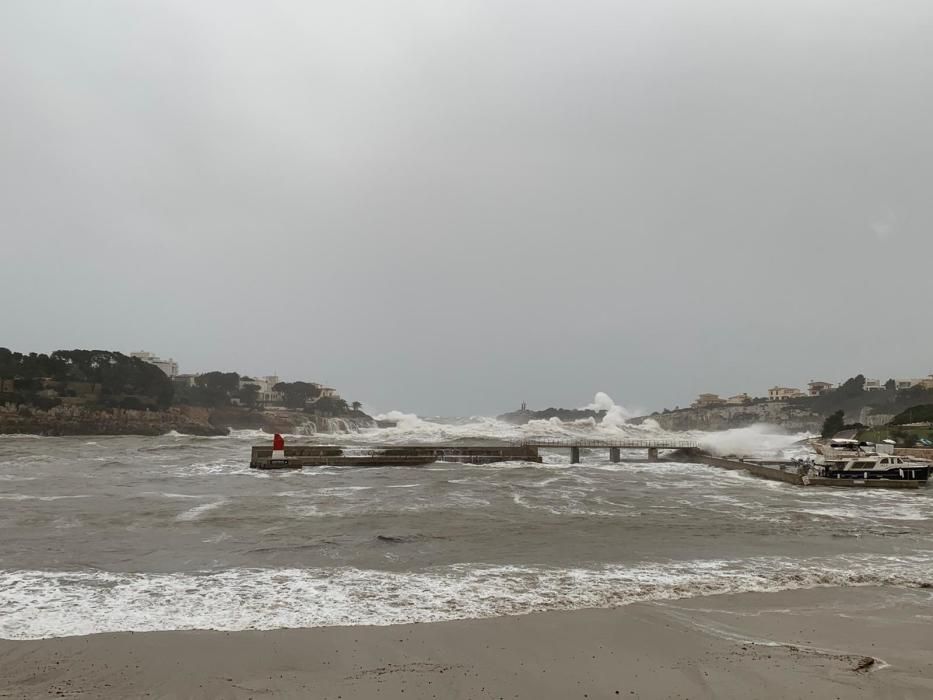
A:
<box><xmin>497</xmin><ymin>400</ymin><xmax>824</xmax><ymax>433</ymax></box>
<box><xmin>0</xmin><ymin>404</ymin><xmax>376</xmax><ymax>437</ymax></box>
<box><xmin>631</xmin><ymin>402</ymin><xmax>823</xmax><ymax>432</ymax></box>
<box><xmin>497</xmin><ymin>407</ymin><xmax>607</xmax><ymax>424</ymax></box>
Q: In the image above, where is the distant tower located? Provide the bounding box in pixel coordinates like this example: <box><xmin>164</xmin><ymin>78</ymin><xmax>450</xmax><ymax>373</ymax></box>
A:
<box><xmin>521</xmin><ymin>401</ymin><xmax>527</xmax><ymax>411</ymax></box>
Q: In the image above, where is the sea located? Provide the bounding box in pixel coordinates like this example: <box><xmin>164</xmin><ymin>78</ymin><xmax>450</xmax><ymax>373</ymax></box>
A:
<box><xmin>2</xmin><ymin>409</ymin><xmax>932</xmax><ymax>640</ymax></box>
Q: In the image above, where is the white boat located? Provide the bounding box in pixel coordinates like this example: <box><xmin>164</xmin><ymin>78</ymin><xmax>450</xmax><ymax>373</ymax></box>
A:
<box><xmin>815</xmin><ymin>440</ymin><xmax>931</xmax><ymax>481</ymax></box>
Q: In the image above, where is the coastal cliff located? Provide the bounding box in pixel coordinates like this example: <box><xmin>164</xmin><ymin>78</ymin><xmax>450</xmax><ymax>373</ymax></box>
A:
<box><xmin>0</xmin><ymin>404</ymin><xmax>376</xmax><ymax>437</ymax></box>
<box><xmin>0</xmin><ymin>404</ymin><xmax>223</xmax><ymax>436</ymax></box>
<box><xmin>0</xmin><ymin>347</ymin><xmax>376</xmax><ymax>437</ymax></box>
<box><xmin>497</xmin><ymin>402</ymin><xmax>822</xmax><ymax>433</ymax></box>
<box><xmin>207</xmin><ymin>407</ymin><xmax>376</xmax><ymax>434</ymax></box>
<box><xmin>633</xmin><ymin>402</ymin><xmax>823</xmax><ymax>432</ymax></box>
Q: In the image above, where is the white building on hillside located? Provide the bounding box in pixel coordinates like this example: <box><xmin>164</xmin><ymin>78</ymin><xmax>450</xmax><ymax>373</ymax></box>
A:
<box><xmin>768</xmin><ymin>386</ymin><xmax>804</xmax><ymax>401</ymax></box>
<box><xmin>807</xmin><ymin>380</ymin><xmax>833</xmax><ymax>396</ymax></box>
<box><xmin>239</xmin><ymin>375</ymin><xmax>284</xmax><ymax>405</ymax></box>
<box><xmin>130</xmin><ymin>351</ymin><xmax>178</xmax><ymax>378</ymax></box>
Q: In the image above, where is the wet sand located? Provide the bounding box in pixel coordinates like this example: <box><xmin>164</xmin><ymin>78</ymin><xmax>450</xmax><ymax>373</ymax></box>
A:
<box><xmin>2</xmin><ymin>586</ymin><xmax>931</xmax><ymax>699</ymax></box>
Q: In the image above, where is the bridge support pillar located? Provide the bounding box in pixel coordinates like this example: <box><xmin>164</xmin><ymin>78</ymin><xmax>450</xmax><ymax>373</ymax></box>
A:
<box><xmin>609</xmin><ymin>447</ymin><xmax>620</xmax><ymax>463</ymax></box>
<box><xmin>570</xmin><ymin>446</ymin><xmax>581</xmax><ymax>464</ymax></box>
<box><xmin>648</xmin><ymin>447</ymin><xmax>659</xmax><ymax>462</ymax></box>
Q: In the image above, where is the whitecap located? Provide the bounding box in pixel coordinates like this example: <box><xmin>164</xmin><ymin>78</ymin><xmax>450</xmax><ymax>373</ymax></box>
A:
<box><xmin>2</xmin><ymin>552</ymin><xmax>931</xmax><ymax>640</ymax></box>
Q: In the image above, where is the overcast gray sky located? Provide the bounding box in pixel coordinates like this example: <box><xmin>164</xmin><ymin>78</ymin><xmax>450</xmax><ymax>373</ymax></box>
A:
<box><xmin>3</xmin><ymin>1</ymin><xmax>932</xmax><ymax>416</ymax></box>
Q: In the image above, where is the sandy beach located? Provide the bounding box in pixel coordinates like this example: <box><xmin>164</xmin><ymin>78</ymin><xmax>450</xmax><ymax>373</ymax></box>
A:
<box><xmin>2</xmin><ymin>585</ymin><xmax>931</xmax><ymax>699</ymax></box>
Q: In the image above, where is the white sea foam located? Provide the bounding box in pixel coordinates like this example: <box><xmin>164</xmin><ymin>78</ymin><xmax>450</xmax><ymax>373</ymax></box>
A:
<box><xmin>152</xmin><ymin>492</ymin><xmax>210</xmax><ymax>499</ymax></box>
<box><xmin>175</xmin><ymin>500</ymin><xmax>228</xmax><ymax>521</ymax></box>
<box><xmin>223</xmin><ymin>428</ymin><xmax>273</xmax><ymax>440</ymax></box>
<box><xmin>698</xmin><ymin>424</ymin><xmax>809</xmax><ymax>458</ymax></box>
<box><xmin>2</xmin><ymin>552</ymin><xmax>930</xmax><ymax>640</ymax></box>
<box><xmin>358</xmin><ymin>398</ymin><xmax>809</xmax><ymax>460</ymax></box>
<box><xmin>361</xmin><ymin>393</ymin><xmax>666</xmax><ymax>445</ymax></box>
<box><xmin>176</xmin><ymin>391</ymin><xmax>805</xmax><ymax>461</ymax></box>
<box><xmin>584</xmin><ymin>391</ymin><xmax>638</xmax><ymax>427</ymax></box>
<box><xmin>796</xmin><ymin>504</ymin><xmax>931</xmax><ymax>522</ymax></box>
<box><xmin>170</xmin><ymin>459</ymin><xmax>252</xmax><ymax>478</ymax></box>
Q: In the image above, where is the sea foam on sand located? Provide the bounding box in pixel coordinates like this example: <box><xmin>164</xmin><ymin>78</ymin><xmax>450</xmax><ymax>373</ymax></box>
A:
<box><xmin>2</xmin><ymin>551</ymin><xmax>931</xmax><ymax>640</ymax></box>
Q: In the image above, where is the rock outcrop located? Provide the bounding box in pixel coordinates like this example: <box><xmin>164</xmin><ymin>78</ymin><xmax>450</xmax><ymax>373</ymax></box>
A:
<box><xmin>208</xmin><ymin>407</ymin><xmax>376</xmax><ymax>434</ymax></box>
<box><xmin>0</xmin><ymin>404</ymin><xmax>224</xmax><ymax>436</ymax></box>
<box><xmin>497</xmin><ymin>407</ymin><xmax>607</xmax><ymax>425</ymax></box>
<box><xmin>0</xmin><ymin>404</ymin><xmax>376</xmax><ymax>437</ymax></box>
<box><xmin>632</xmin><ymin>402</ymin><xmax>823</xmax><ymax>433</ymax></box>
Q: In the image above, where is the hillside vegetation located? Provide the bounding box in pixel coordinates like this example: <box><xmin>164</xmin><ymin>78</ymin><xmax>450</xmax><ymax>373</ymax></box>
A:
<box><xmin>0</xmin><ymin>348</ymin><xmax>173</xmax><ymax>410</ymax></box>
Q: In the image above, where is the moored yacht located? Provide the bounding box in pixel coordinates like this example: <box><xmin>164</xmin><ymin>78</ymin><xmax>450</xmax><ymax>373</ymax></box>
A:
<box><xmin>814</xmin><ymin>439</ymin><xmax>931</xmax><ymax>481</ymax></box>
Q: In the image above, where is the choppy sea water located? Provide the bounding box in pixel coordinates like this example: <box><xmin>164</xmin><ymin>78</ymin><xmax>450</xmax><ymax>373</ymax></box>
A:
<box><xmin>1</xmin><ymin>417</ymin><xmax>931</xmax><ymax>640</ymax></box>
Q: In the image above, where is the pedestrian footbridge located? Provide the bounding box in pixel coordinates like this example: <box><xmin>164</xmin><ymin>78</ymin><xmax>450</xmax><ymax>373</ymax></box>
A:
<box><xmin>515</xmin><ymin>438</ymin><xmax>700</xmax><ymax>463</ymax></box>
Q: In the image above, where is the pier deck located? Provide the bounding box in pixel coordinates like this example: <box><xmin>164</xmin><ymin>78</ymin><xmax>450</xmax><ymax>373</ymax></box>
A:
<box><xmin>250</xmin><ymin>444</ymin><xmax>541</xmax><ymax>469</ymax></box>
<box><xmin>249</xmin><ymin>443</ymin><xmax>928</xmax><ymax>488</ymax></box>
<box><xmin>693</xmin><ymin>454</ymin><xmax>927</xmax><ymax>489</ymax></box>
<box><xmin>517</xmin><ymin>439</ymin><xmax>699</xmax><ymax>464</ymax></box>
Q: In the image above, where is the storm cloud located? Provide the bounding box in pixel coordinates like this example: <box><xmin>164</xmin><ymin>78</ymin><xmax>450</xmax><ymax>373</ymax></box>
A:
<box><xmin>3</xmin><ymin>1</ymin><xmax>932</xmax><ymax>414</ymax></box>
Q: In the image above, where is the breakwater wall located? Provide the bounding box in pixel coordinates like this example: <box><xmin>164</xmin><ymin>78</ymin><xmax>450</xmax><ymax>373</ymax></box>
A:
<box><xmin>689</xmin><ymin>451</ymin><xmax>925</xmax><ymax>489</ymax></box>
<box><xmin>691</xmin><ymin>453</ymin><xmax>805</xmax><ymax>485</ymax></box>
<box><xmin>250</xmin><ymin>444</ymin><xmax>541</xmax><ymax>469</ymax></box>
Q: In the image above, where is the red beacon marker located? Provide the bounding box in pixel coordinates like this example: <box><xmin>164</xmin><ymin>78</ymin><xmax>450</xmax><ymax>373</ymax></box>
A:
<box><xmin>271</xmin><ymin>433</ymin><xmax>287</xmax><ymax>465</ymax></box>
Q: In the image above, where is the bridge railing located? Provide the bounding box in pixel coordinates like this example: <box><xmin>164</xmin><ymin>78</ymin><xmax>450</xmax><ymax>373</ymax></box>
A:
<box><xmin>512</xmin><ymin>439</ymin><xmax>699</xmax><ymax>449</ymax></box>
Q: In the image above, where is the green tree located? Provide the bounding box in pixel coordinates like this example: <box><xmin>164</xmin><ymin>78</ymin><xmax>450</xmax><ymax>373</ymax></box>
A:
<box><xmin>193</xmin><ymin>371</ymin><xmax>240</xmax><ymax>407</ymax></box>
<box><xmin>274</xmin><ymin>381</ymin><xmax>321</xmax><ymax>409</ymax></box>
<box><xmin>0</xmin><ymin>348</ymin><xmax>173</xmax><ymax>409</ymax></box>
<box><xmin>837</xmin><ymin>375</ymin><xmax>865</xmax><ymax>398</ymax></box>
<box><xmin>309</xmin><ymin>396</ymin><xmax>349</xmax><ymax>415</ymax></box>
<box><xmin>351</xmin><ymin>401</ymin><xmax>362</xmax><ymax>412</ymax></box>
<box><xmin>239</xmin><ymin>383</ymin><xmax>260</xmax><ymax>408</ymax></box>
<box><xmin>891</xmin><ymin>404</ymin><xmax>933</xmax><ymax>425</ymax></box>
<box><xmin>821</xmin><ymin>410</ymin><xmax>846</xmax><ymax>438</ymax></box>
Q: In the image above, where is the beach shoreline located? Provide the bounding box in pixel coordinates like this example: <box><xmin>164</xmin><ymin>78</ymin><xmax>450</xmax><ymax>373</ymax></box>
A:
<box><xmin>2</xmin><ymin>585</ymin><xmax>931</xmax><ymax>699</ymax></box>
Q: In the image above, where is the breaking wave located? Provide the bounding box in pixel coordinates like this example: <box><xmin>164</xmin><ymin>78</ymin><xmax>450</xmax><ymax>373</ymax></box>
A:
<box><xmin>698</xmin><ymin>424</ymin><xmax>809</xmax><ymax>458</ymax></box>
<box><xmin>363</xmin><ymin>393</ymin><xmax>808</xmax><ymax>458</ymax></box>
<box><xmin>2</xmin><ymin>552</ymin><xmax>930</xmax><ymax>640</ymax></box>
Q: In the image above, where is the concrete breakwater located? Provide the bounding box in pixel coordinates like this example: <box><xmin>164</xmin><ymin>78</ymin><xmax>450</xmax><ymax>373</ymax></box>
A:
<box><xmin>250</xmin><ymin>443</ymin><xmax>926</xmax><ymax>488</ymax></box>
<box><xmin>687</xmin><ymin>451</ymin><xmax>928</xmax><ymax>490</ymax></box>
<box><xmin>251</xmin><ymin>444</ymin><xmax>542</xmax><ymax>468</ymax></box>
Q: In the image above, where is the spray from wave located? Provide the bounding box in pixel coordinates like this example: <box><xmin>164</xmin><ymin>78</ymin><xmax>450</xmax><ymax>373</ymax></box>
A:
<box><xmin>348</xmin><ymin>393</ymin><xmax>808</xmax><ymax>455</ymax></box>
<box><xmin>159</xmin><ymin>392</ymin><xmax>811</xmax><ymax>460</ymax></box>
<box><xmin>373</xmin><ymin>410</ymin><xmax>426</xmax><ymax>430</ymax></box>
<box><xmin>697</xmin><ymin>424</ymin><xmax>810</xmax><ymax>458</ymax></box>
<box><xmin>583</xmin><ymin>391</ymin><xmax>639</xmax><ymax>428</ymax></box>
